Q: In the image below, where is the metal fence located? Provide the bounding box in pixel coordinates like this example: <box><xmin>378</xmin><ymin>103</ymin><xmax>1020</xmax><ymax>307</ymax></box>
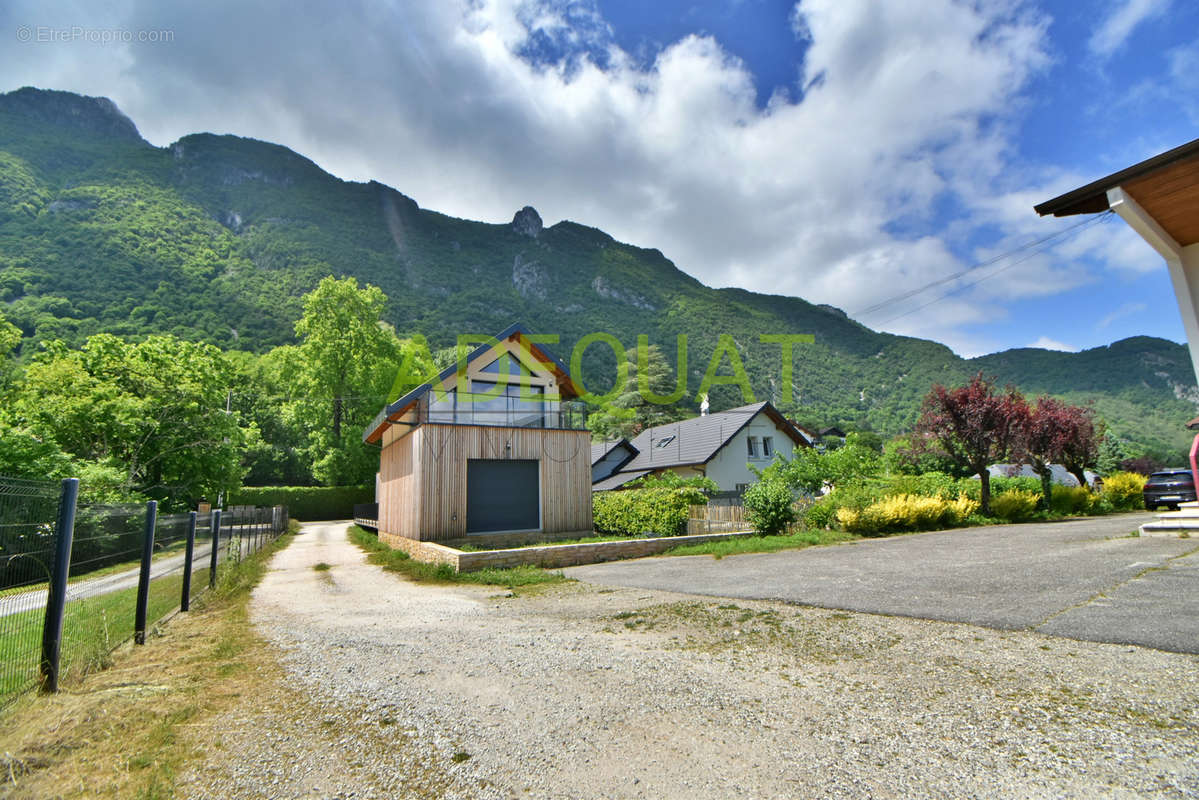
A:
<box><xmin>0</xmin><ymin>475</ymin><xmax>288</xmax><ymax>707</ymax></box>
<box><xmin>0</xmin><ymin>477</ymin><xmax>66</xmax><ymax>702</ymax></box>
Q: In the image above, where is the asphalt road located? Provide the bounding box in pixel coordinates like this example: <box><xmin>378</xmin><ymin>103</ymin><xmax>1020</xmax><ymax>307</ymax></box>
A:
<box><xmin>0</xmin><ymin>543</ymin><xmax>213</xmax><ymax>618</ymax></box>
<box><xmin>564</xmin><ymin>513</ymin><xmax>1199</xmax><ymax>653</ymax></box>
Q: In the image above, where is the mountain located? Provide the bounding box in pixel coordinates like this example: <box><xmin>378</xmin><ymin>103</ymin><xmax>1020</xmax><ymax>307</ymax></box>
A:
<box><xmin>1</xmin><ymin>87</ymin><xmax>1195</xmax><ymax>457</ymax></box>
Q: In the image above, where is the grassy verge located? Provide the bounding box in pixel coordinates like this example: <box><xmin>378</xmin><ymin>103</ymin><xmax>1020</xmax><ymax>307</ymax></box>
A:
<box><xmin>665</xmin><ymin>528</ymin><xmax>858</xmax><ymax>559</ymax></box>
<box><xmin>348</xmin><ymin>525</ymin><xmax>567</xmax><ymax>588</ymax></box>
<box><xmin>0</xmin><ymin>526</ymin><xmax>296</xmax><ymax>799</ymax></box>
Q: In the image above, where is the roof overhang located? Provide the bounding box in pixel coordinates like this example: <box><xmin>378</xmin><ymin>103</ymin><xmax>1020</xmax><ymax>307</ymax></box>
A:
<box><xmin>1034</xmin><ymin>136</ymin><xmax>1199</xmax><ymax>250</ymax></box>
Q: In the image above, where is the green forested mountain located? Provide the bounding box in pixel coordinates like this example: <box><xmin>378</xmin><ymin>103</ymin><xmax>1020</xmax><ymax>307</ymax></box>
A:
<box><xmin>1</xmin><ymin>87</ymin><xmax>1195</xmax><ymax>459</ymax></box>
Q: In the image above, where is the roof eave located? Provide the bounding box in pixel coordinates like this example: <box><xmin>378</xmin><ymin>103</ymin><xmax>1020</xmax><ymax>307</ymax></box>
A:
<box><xmin>1034</xmin><ymin>136</ymin><xmax>1199</xmax><ymax>218</ymax></box>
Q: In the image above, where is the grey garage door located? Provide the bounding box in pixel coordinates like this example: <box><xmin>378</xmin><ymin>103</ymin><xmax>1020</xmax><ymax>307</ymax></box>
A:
<box><xmin>466</xmin><ymin>459</ymin><xmax>540</xmax><ymax>533</ymax></box>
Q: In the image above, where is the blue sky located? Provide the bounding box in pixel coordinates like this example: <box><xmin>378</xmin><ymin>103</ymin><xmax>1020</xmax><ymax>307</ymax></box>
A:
<box><xmin>1</xmin><ymin>0</ymin><xmax>1197</xmax><ymax>357</ymax></box>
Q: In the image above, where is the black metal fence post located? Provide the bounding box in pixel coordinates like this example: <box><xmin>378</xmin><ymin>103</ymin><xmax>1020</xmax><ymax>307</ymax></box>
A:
<box><xmin>180</xmin><ymin>511</ymin><xmax>197</xmax><ymax>612</ymax></box>
<box><xmin>133</xmin><ymin>500</ymin><xmax>157</xmax><ymax>645</ymax></box>
<box><xmin>39</xmin><ymin>477</ymin><xmax>79</xmax><ymax>693</ymax></box>
<box><xmin>208</xmin><ymin>508</ymin><xmax>222</xmax><ymax>589</ymax></box>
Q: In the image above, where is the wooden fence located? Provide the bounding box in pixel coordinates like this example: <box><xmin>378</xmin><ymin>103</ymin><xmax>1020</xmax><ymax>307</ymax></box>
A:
<box><xmin>687</xmin><ymin>502</ymin><xmax>749</xmax><ymax>534</ymax></box>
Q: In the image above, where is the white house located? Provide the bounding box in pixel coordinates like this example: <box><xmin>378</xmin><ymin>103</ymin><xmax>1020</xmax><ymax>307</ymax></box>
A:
<box><xmin>590</xmin><ymin>402</ymin><xmax>812</xmax><ymax>493</ymax></box>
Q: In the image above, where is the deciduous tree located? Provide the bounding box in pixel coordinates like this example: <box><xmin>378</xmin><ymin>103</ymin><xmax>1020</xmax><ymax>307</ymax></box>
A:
<box><xmin>913</xmin><ymin>374</ymin><xmax>1025</xmax><ymax>515</ymax></box>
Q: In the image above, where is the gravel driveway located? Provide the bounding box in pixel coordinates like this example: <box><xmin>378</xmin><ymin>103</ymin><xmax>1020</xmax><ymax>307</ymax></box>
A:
<box><xmin>182</xmin><ymin>522</ymin><xmax>1199</xmax><ymax>799</ymax></box>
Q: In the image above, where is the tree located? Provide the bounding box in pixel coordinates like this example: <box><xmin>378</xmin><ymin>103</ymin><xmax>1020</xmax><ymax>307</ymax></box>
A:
<box><xmin>16</xmin><ymin>334</ymin><xmax>251</xmax><ymax>508</ymax></box>
<box><xmin>1058</xmin><ymin>409</ymin><xmax>1104</xmax><ymax>490</ymax></box>
<box><xmin>588</xmin><ymin>343</ymin><xmax>691</xmax><ymax>439</ymax></box>
<box><xmin>1096</xmin><ymin>435</ymin><xmax>1126</xmax><ymax>476</ymax></box>
<box><xmin>913</xmin><ymin>374</ymin><xmax>1025</xmax><ymax>515</ymax></box>
<box><xmin>1015</xmin><ymin>396</ymin><xmax>1077</xmax><ymax>508</ymax></box>
<box><xmin>287</xmin><ymin>277</ymin><xmax>402</xmax><ymax>485</ymax></box>
<box><xmin>756</xmin><ymin>433</ymin><xmax>880</xmax><ymax>493</ymax></box>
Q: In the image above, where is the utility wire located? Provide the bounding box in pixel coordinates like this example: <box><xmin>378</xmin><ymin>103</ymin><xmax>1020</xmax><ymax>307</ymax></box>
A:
<box><xmin>851</xmin><ymin>212</ymin><xmax>1112</xmax><ymax>319</ymax></box>
<box><xmin>867</xmin><ymin>212</ymin><xmax>1114</xmax><ymax>327</ymax></box>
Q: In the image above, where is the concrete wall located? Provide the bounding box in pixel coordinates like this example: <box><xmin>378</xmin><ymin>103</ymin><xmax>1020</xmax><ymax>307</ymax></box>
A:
<box><xmin>381</xmin><ymin>529</ymin><xmax>754</xmax><ymax>571</ymax></box>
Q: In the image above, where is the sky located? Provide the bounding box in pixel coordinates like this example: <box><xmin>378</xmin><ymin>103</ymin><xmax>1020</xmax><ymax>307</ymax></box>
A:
<box><xmin>1</xmin><ymin>0</ymin><xmax>1196</xmax><ymax>358</ymax></box>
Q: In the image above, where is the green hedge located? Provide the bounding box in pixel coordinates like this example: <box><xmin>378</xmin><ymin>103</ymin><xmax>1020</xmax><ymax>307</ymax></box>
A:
<box><xmin>593</xmin><ymin>486</ymin><xmax>706</xmax><ymax>537</ymax></box>
<box><xmin>228</xmin><ymin>485</ymin><xmax>373</xmax><ymax>521</ymax></box>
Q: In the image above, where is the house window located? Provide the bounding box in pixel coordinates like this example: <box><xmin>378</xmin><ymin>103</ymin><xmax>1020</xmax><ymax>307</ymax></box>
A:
<box><xmin>735</xmin><ymin>483</ymin><xmax>749</xmax><ymax>494</ymax></box>
<box><xmin>762</xmin><ymin>437</ymin><xmax>774</xmax><ymax>458</ymax></box>
<box><xmin>656</xmin><ymin>434</ymin><xmax>676</xmax><ymax>448</ymax></box>
<box><xmin>747</xmin><ymin>436</ymin><xmax>760</xmax><ymax>458</ymax></box>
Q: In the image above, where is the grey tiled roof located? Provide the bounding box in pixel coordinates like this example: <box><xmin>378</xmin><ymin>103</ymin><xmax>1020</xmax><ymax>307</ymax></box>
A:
<box><xmin>621</xmin><ymin>402</ymin><xmax>771</xmax><ymax>471</ymax></box>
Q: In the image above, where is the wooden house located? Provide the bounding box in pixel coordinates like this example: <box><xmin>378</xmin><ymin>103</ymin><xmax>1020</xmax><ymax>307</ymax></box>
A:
<box><xmin>364</xmin><ymin>324</ymin><xmax>592</xmax><ymax>546</ymax></box>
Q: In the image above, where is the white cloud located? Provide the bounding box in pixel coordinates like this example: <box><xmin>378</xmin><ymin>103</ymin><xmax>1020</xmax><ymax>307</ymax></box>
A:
<box><xmin>0</xmin><ymin>0</ymin><xmax>1065</xmax><ymax>353</ymax></box>
<box><xmin>1028</xmin><ymin>336</ymin><xmax>1077</xmax><ymax>352</ymax></box>
<box><xmin>1088</xmin><ymin>0</ymin><xmax>1170</xmax><ymax>58</ymax></box>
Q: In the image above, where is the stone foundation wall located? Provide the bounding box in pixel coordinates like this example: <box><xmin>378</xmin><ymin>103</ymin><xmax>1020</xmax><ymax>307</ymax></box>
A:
<box><xmin>377</xmin><ymin>529</ymin><xmax>755</xmax><ymax>572</ymax></box>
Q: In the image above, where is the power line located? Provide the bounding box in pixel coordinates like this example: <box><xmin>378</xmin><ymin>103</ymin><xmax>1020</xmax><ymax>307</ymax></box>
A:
<box><xmin>851</xmin><ymin>213</ymin><xmax>1112</xmax><ymax>319</ymax></box>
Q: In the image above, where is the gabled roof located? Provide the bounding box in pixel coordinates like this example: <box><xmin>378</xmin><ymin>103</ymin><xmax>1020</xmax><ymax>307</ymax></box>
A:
<box><xmin>590</xmin><ymin>438</ymin><xmax>638</xmax><ymax>466</ymax></box>
<box><xmin>364</xmin><ymin>322</ymin><xmax>580</xmax><ymax>444</ymax></box>
<box><xmin>617</xmin><ymin>401</ymin><xmax>809</xmax><ymax>473</ymax></box>
<box><xmin>591</xmin><ymin>469</ymin><xmax>651</xmax><ymax>492</ymax></box>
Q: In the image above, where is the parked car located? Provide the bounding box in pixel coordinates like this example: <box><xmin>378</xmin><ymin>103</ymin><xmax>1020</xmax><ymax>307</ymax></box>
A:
<box><xmin>1142</xmin><ymin>469</ymin><xmax>1197</xmax><ymax>510</ymax></box>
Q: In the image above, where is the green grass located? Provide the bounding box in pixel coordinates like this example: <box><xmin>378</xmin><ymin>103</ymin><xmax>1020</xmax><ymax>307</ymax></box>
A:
<box><xmin>347</xmin><ymin>526</ymin><xmax>567</xmax><ymax>588</ymax></box>
<box><xmin>665</xmin><ymin>528</ymin><xmax>858</xmax><ymax>559</ymax></box>
<box><xmin>0</xmin><ymin>524</ymin><xmax>297</xmax><ymax>707</ymax></box>
<box><xmin>312</xmin><ymin>562</ymin><xmax>332</xmax><ymax>572</ymax></box>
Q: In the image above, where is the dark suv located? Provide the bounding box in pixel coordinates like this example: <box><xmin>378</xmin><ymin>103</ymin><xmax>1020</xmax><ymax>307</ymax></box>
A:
<box><xmin>1142</xmin><ymin>469</ymin><xmax>1197</xmax><ymax>510</ymax></box>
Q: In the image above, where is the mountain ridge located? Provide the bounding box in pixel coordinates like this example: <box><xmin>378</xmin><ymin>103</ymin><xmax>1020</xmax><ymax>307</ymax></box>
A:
<box><xmin>0</xmin><ymin>86</ymin><xmax>1194</xmax><ymax>458</ymax></box>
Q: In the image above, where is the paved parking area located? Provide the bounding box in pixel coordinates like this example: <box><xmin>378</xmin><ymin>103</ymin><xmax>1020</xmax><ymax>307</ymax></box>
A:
<box><xmin>564</xmin><ymin>513</ymin><xmax>1199</xmax><ymax>653</ymax></box>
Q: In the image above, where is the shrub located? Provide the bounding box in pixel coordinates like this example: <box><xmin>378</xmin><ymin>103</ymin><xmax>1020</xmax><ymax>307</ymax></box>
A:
<box><xmin>883</xmin><ymin>471</ymin><xmax>960</xmax><ymax>499</ymax></box>
<box><xmin>1050</xmin><ymin>484</ymin><xmax>1092</xmax><ymax>515</ymax></box>
<box><xmin>742</xmin><ymin>479</ymin><xmax>797</xmax><ymax>536</ymax></box>
<box><xmin>592</xmin><ymin>486</ymin><xmax>705</xmax><ymax>537</ymax></box>
<box><xmin>803</xmin><ymin>497</ymin><xmax>837</xmax><ymax>530</ymax></box>
<box><xmin>955</xmin><ymin>475</ymin><xmax>1042</xmax><ymax>502</ymax></box>
<box><xmin>990</xmin><ymin>489</ymin><xmax>1040</xmax><ymax>522</ymax></box>
<box><xmin>227</xmin><ymin>485</ymin><xmax>373</xmax><ymax>521</ymax></box>
<box><xmin>835</xmin><ymin>493</ymin><xmax>978</xmax><ymax>536</ymax></box>
<box><xmin>1101</xmin><ymin>471</ymin><xmax>1147</xmax><ymax>510</ymax></box>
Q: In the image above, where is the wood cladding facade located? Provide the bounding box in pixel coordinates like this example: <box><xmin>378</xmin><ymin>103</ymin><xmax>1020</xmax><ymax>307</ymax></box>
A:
<box><xmin>378</xmin><ymin>422</ymin><xmax>592</xmax><ymax>542</ymax></box>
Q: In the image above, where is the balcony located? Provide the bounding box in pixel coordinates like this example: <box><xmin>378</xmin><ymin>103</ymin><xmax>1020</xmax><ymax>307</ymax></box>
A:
<box><xmin>414</xmin><ymin>392</ymin><xmax>588</xmax><ymax>431</ymax></box>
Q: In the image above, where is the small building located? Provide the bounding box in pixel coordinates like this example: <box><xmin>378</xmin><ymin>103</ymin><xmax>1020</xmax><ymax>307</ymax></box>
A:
<box><xmin>591</xmin><ymin>401</ymin><xmax>811</xmax><ymax>493</ymax></box>
<box><xmin>364</xmin><ymin>323</ymin><xmax>592</xmax><ymax>546</ymax></box>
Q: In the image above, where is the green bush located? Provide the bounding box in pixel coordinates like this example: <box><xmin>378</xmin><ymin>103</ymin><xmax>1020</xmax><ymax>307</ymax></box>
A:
<box><xmin>742</xmin><ymin>479</ymin><xmax>797</xmax><ymax>536</ymax></box>
<box><xmin>803</xmin><ymin>497</ymin><xmax>837</xmax><ymax>530</ymax></box>
<box><xmin>1050</xmin><ymin>485</ymin><xmax>1092</xmax><ymax>515</ymax></box>
<box><xmin>882</xmin><ymin>471</ymin><xmax>961</xmax><ymax>498</ymax></box>
<box><xmin>227</xmin><ymin>485</ymin><xmax>373</xmax><ymax>521</ymax></box>
<box><xmin>955</xmin><ymin>475</ymin><xmax>1042</xmax><ymax>503</ymax></box>
<box><xmin>990</xmin><ymin>489</ymin><xmax>1040</xmax><ymax>522</ymax></box>
<box><xmin>1101</xmin><ymin>471</ymin><xmax>1146</xmax><ymax>510</ymax></box>
<box><xmin>592</xmin><ymin>485</ymin><xmax>706</xmax><ymax>537</ymax></box>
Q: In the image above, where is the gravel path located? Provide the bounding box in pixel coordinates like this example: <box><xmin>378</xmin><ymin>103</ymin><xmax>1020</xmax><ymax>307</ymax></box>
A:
<box><xmin>183</xmin><ymin>522</ymin><xmax>1199</xmax><ymax>799</ymax></box>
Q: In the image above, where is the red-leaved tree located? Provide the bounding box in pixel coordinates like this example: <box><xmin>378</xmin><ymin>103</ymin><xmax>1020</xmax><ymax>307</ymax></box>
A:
<box><xmin>914</xmin><ymin>374</ymin><xmax>1026</xmax><ymax>515</ymax></box>
<box><xmin>1057</xmin><ymin>406</ymin><xmax>1104</xmax><ymax>490</ymax></box>
<box><xmin>1015</xmin><ymin>396</ymin><xmax>1079</xmax><ymax>508</ymax></box>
